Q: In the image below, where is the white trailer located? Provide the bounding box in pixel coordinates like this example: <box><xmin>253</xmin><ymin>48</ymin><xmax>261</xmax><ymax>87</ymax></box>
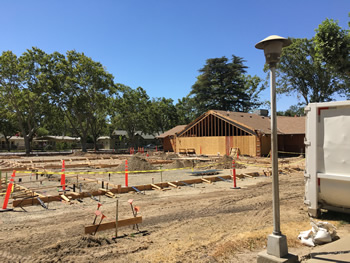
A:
<box><xmin>304</xmin><ymin>100</ymin><xmax>350</xmax><ymax>217</ymax></box>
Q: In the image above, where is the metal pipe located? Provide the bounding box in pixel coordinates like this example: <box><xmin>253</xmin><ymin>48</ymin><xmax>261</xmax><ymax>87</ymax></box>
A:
<box><xmin>270</xmin><ymin>65</ymin><xmax>281</xmax><ymax>235</ymax></box>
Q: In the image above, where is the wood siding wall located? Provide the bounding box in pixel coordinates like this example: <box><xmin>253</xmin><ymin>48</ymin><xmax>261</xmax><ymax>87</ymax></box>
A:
<box><xmin>260</xmin><ymin>135</ymin><xmax>271</xmax><ymax>156</ymax></box>
<box><xmin>176</xmin><ymin>136</ymin><xmax>257</xmax><ymax>156</ymax></box>
<box><xmin>162</xmin><ymin>137</ymin><xmax>176</xmax><ymax>152</ymax></box>
<box><xmin>278</xmin><ymin>134</ymin><xmax>305</xmax><ymax>154</ymax></box>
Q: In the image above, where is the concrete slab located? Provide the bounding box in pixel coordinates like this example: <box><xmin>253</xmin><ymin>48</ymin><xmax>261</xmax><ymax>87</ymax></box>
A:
<box><xmin>305</xmin><ymin>235</ymin><xmax>350</xmax><ymax>262</ymax></box>
<box><xmin>257</xmin><ymin>251</ymin><xmax>298</xmax><ymax>263</ymax></box>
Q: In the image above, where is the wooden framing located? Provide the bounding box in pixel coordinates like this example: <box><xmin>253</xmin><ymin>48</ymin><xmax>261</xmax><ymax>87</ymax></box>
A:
<box><xmin>176</xmin><ymin>111</ymin><xmax>260</xmax><ymax>156</ymax></box>
<box><xmin>84</xmin><ymin>216</ymin><xmax>142</xmax><ymax>234</ymax></box>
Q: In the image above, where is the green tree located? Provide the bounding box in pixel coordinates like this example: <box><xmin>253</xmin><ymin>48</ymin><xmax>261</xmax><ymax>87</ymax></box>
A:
<box><xmin>277</xmin><ymin>104</ymin><xmax>305</xmax><ymax>116</ymax></box>
<box><xmin>175</xmin><ymin>96</ymin><xmax>197</xmax><ymax>124</ymax></box>
<box><xmin>111</xmin><ymin>86</ymin><xmax>151</xmax><ymax>145</ymax></box>
<box><xmin>149</xmin><ymin>97</ymin><xmax>178</xmax><ymax>133</ymax></box>
<box><xmin>0</xmin><ymin>48</ymin><xmax>52</xmax><ymax>155</ymax></box>
<box><xmin>0</xmin><ymin>107</ymin><xmax>18</xmax><ymax>151</ymax></box>
<box><xmin>52</xmin><ymin>51</ymin><xmax>115</xmax><ymax>152</ymax></box>
<box><xmin>314</xmin><ymin>18</ymin><xmax>350</xmax><ymax>78</ymax></box>
<box><xmin>276</xmin><ymin>38</ymin><xmax>346</xmax><ymax>105</ymax></box>
<box><xmin>90</xmin><ymin>111</ymin><xmax>109</xmax><ymax>150</ymax></box>
<box><xmin>190</xmin><ymin>55</ymin><xmax>265</xmax><ymax>115</ymax></box>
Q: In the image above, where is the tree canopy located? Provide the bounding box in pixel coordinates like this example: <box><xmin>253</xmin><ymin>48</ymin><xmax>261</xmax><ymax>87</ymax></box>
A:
<box><xmin>190</xmin><ymin>55</ymin><xmax>265</xmax><ymax>116</ymax></box>
<box><xmin>276</xmin><ymin>38</ymin><xmax>346</xmax><ymax>105</ymax></box>
<box><xmin>0</xmin><ymin>48</ymin><xmax>53</xmax><ymax>154</ymax></box>
<box><xmin>314</xmin><ymin>17</ymin><xmax>350</xmax><ymax>78</ymax></box>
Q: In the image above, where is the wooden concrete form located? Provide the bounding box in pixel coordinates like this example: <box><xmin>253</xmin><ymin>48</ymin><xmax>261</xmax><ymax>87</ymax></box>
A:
<box><xmin>0</xmin><ymin>156</ymin><xmax>123</xmax><ymax>171</ymax></box>
<box><xmin>12</xmin><ymin>174</ymin><xmax>236</xmax><ymax>208</ymax></box>
<box><xmin>84</xmin><ymin>216</ymin><xmax>142</xmax><ymax>234</ymax></box>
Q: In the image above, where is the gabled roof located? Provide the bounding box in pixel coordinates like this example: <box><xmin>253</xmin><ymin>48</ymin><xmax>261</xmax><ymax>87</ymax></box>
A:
<box><xmin>113</xmin><ymin>130</ymin><xmax>160</xmax><ymax>140</ymax></box>
<box><xmin>97</xmin><ymin>136</ymin><xmax>111</xmax><ymax>140</ymax></box>
<box><xmin>276</xmin><ymin>116</ymin><xmax>305</xmax><ymax>134</ymax></box>
<box><xmin>113</xmin><ymin>130</ymin><xmax>128</xmax><ymax>136</ymax></box>
<box><xmin>177</xmin><ymin>110</ymin><xmax>305</xmax><ymax>136</ymax></box>
<box><xmin>157</xmin><ymin>125</ymin><xmax>187</xmax><ymax>139</ymax></box>
<box><xmin>135</xmin><ymin>131</ymin><xmax>160</xmax><ymax>140</ymax></box>
<box><xmin>213</xmin><ymin>110</ymin><xmax>273</xmax><ymax>134</ymax></box>
<box><xmin>35</xmin><ymin>136</ymin><xmax>80</xmax><ymax>141</ymax></box>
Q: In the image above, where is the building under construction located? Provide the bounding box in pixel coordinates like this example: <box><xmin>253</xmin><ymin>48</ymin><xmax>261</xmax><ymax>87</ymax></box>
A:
<box><xmin>158</xmin><ymin>110</ymin><xmax>305</xmax><ymax>156</ymax></box>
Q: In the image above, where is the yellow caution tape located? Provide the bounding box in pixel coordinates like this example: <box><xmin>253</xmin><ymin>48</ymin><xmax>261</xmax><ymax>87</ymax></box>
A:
<box><xmin>278</xmin><ymin>151</ymin><xmax>305</xmax><ymax>155</ymax></box>
<box><xmin>3</xmin><ymin>157</ymin><xmax>305</xmax><ymax>176</ymax></box>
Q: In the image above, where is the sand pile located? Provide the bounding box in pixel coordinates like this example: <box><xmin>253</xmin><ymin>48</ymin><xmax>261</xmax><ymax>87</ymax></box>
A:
<box><xmin>165</xmin><ymin>159</ymin><xmax>193</xmax><ymax>169</ymax></box>
<box><xmin>161</xmin><ymin>153</ymin><xmax>179</xmax><ymax>160</ymax></box>
<box><xmin>117</xmin><ymin>156</ymin><xmax>155</xmax><ymax>172</ymax></box>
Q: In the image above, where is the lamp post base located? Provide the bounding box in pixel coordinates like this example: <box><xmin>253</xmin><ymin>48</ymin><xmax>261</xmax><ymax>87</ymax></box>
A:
<box><xmin>267</xmin><ymin>234</ymin><xmax>288</xmax><ymax>257</ymax></box>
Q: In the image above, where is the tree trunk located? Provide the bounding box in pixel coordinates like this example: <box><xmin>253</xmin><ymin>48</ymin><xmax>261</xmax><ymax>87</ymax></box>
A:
<box><xmin>24</xmin><ymin>135</ymin><xmax>31</xmax><ymax>156</ymax></box>
<box><xmin>93</xmin><ymin>136</ymin><xmax>98</xmax><ymax>151</ymax></box>
<box><xmin>5</xmin><ymin>137</ymin><xmax>11</xmax><ymax>152</ymax></box>
<box><xmin>80</xmin><ymin>136</ymin><xmax>87</xmax><ymax>152</ymax></box>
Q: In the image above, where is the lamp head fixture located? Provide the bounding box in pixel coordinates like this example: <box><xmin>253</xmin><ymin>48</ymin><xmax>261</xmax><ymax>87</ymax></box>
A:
<box><xmin>255</xmin><ymin>35</ymin><xmax>291</xmax><ymax>65</ymax></box>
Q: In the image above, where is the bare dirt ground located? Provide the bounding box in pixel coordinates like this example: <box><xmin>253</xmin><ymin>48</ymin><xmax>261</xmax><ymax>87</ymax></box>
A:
<box><xmin>0</xmin><ymin>153</ymin><xmax>349</xmax><ymax>263</ymax></box>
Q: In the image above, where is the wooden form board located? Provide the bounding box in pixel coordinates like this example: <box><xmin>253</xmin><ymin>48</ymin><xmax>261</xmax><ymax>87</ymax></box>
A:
<box><xmin>84</xmin><ymin>216</ymin><xmax>142</xmax><ymax>234</ymax></box>
<box><xmin>12</xmin><ymin>187</ymin><xmax>120</xmax><ymax>207</ymax></box>
<box><xmin>16</xmin><ymin>156</ymin><xmax>119</xmax><ymax>164</ymax></box>
<box><xmin>12</xmin><ymin>174</ymin><xmax>235</xmax><ymax>207</ymax></box>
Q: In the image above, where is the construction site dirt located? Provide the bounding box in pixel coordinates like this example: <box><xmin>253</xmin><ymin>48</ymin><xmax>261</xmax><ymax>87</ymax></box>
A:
<box><xmin>0</xmin><ymin>153</ymin><xmax>349</xmax><ymax>263</ymax></box>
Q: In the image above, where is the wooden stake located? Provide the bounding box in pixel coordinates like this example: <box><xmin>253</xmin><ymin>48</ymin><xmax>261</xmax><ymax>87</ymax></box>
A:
<box><xmin>115</xmin><ymin>199</ymin><xmax>119</xmax><ymax>239</ymax></box>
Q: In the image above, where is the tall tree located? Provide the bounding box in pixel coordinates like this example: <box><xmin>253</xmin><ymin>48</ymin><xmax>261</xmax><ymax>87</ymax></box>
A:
<box><xmin>52</xmin><ymin>51</ymin><xmax>115</xmax><ymax>152</ymax></box>
<box><xmin>314</xmin><ymin>18</ymin><xmax>350</xmax><ymax>78</ymax></box>
<box><xmin>277</xmin><ymin>104</ymin><xmax>305</xmax><ymax>117</ymax></box>
<box><xmin>0</xmin><ymin>106</ymin><xmax>18</xmax><ymax>151</ymax></box>
<box><xmin>190</xmin><ymin>55</ymin><xmax>265</xmax><ymax>115</ymax></box>
<box><xmin>149</xmin><ymin>97</ymin><xmax>178</xmax><ymax>133</ymax></box>
<box><xmin>111</xmin><ymin>86</ymin><xmax>151</xmax><ymax>145</ymax></box>
<box><xmin>276</xmin><ymin>38</ymin><xmax>346</xmax><ymax>105</ymax></box>
<box><xmin>175</xmin><ymin>96</ymin><xmax>196</xmax><ymax>124</ymax></box>
<box><xmin>0</xmin><ymin>48</ymin><xmax>52</xmax><ymax>155</ymax></box>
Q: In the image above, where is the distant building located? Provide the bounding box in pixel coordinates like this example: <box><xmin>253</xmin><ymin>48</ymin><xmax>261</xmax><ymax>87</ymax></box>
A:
<box><xmin>157</xmin><ymin>125</ymin><xmax>187</xmax><ymax>152</ymax></box>
<box><xmin>157</xmin><ymin>110</ymin><xmax>305</xmax><ymax>156</ymax></box>
<box><xmin>100</xmin><ymin>130</ymin><xmax>161</xmax><ymax>150</ymax></box>
<box><xmin>0</xmin><ymin>135</ymin><xmax>25</xmax><ymax>150</ymax></box>
<box><xmin>34</xmin><ymin>136</ymin><xmax>80</xmax><ymax>149</ymax></box>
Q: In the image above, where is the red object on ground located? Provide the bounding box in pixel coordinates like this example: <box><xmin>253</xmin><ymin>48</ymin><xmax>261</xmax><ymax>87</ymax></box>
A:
<box><xmin>134</xmin><ymin>206</ymin><xmax>140</xmax><ymax>212</ymax></box>
<box><xmin>2</xmin><ymin>170</ymin><xmax>16</xmax><ymax>209</ymax></box>
<box><xmin>61</xmin><ymin>160</ymin><xmax>66</xmax><ymax>191</ymax></box>
<box><xmin>125</xmin><ymin>159</ymin><xmax>128</xmax><ymax>187</ymax></box>
<box><xmin>232</xmin><ymin>160</ymin><xmax>237</xmax><ymax>188</ymax></box>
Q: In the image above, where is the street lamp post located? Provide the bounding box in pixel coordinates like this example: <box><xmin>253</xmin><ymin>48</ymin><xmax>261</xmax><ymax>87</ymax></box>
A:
<box><xmin>255</xmin><ymin>35</ymin><xmax>297</xmax><ymax>262</ymax></box>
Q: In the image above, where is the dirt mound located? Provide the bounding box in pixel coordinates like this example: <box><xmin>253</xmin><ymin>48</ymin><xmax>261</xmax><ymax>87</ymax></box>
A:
<box><xmin>160</xmin><ymin>153</ymin><xmax>179</xmax><ymax>160</ymax></box>
<box><xmin>183</xmin><ymin>160</ymin><xmax>194</xmax><ymax>168</ymax></box>
<box><xmin>215</xmin><ymin>155</ymin><xmax>245</xmax><ymax>169</ymax></box>
<box><xmin>163</xmin><ymin>159</ymin><xmax>194</xmax><ymax>169</ymax></box>
<box><xmin>117</xmin><ymin>156</ymin><xmax>155</xmax><ymax>172</ymax></box>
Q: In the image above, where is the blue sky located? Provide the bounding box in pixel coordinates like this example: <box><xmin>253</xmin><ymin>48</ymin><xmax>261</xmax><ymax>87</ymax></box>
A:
<box><xmin>0</xmin><ymin>0</ymin><xmax>349</xmax><ymax>111</ymax></box>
